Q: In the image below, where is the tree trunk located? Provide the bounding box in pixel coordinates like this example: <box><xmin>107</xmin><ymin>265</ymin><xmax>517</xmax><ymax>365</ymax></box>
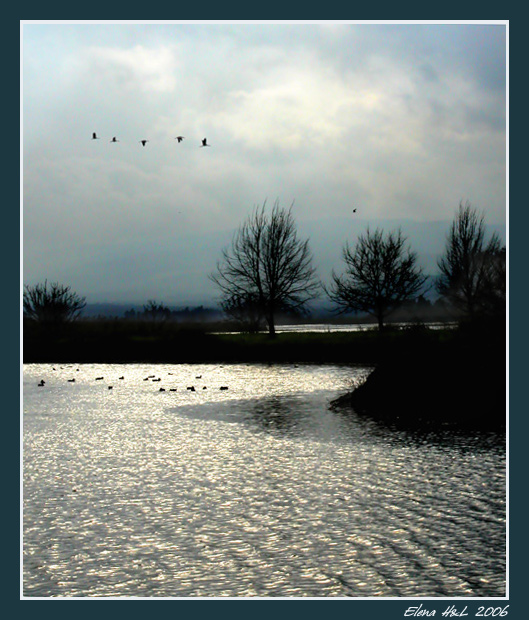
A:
<box><xmin>267</xmin><ymin>313</ymin><xmax>276</xmax><ymax>338</ymax></box>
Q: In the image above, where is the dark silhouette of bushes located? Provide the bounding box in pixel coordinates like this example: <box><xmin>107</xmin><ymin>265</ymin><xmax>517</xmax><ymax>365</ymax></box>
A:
<box><xmin>23</xmin><ymin>280</ymin><xmax>86</xmax><ymax>325</ymax></box>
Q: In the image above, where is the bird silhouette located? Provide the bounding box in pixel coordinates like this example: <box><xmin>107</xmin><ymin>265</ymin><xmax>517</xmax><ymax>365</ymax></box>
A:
<box><xmin>200</xmin><ymin>138</ymin><xmax>211</xmax><ymax>147</ymax></box>
<box><xmin>110</xmin><ymin>136</ymin><xmax>119</xmax><ymax>143</ymax></box>
<box><xmin>175</xmin><ymin>136</ymin><xmax>185</xmax><ymax>143</ymax></box>
<box><xmin>92</xmin><ymin>132</ymin><xmax>100</xmax><ymax>140</ymax></box>
<box><xmin>353</xmin><ymin>208</ymin><xmax>357</xmax><ymax>213</ymax></box>
<box><xmin>140</xmin><ymin>140</ymin><xmax>149</xmax><ymax>147</ymax></box>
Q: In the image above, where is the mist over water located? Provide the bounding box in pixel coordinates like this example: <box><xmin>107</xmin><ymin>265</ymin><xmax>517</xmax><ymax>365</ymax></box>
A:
<box><xmin>23</xmin><ymin>363</ymin><xmax>506</xmax><ymax>598</ymax></box>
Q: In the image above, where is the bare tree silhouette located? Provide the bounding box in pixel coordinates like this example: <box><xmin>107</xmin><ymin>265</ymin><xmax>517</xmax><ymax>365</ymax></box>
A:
<box><xmin>142</xmin><ymin>300</ymin><xmax>171</xmax><ymax>322</ymax></box>
<box><xmin>23</xmin><ymin>280</ymin><xmax>86</xmax><ymax>325</ymax></box>
<box><xmin>210</xmin><ymin>201</ymin><xmax>320</xmax><ymax>337</ymax></box>
<box><xmin>326</xmin><ymin>227</ymin><xmax>427</xmax><ymax>330</ymax></box>
<box><xmin>221</xmin><ymin>291</ymin><xmax>265</xmax><ymax>333</ymax></box>
<box><xmin>436</xmin><ymin>201</ymin><xmax>504</xmax><ymax>321</ymax></box>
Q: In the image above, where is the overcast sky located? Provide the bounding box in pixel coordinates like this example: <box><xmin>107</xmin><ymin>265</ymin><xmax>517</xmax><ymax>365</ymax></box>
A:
<box><xmin>22</xmin><ymin>21</ymin><xmax>507</xmax><ymax>307</ymax></box>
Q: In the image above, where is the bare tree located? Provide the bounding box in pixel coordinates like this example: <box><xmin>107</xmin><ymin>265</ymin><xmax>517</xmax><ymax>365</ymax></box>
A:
<box><xmin>221</xmin><ymin>291</ymin><xmax>265</xmax><ymax>333</ymax></box>
<box><xmin>326</xmin><ymin>227</ymin><xmax>427</xmax><ymax>330</ymax></box>
<box><xmin>210</xmin><ymin>201</ymin><xmax>320</xmax><ymax>336</ymax></box>
<box><xmin>436</xmin><ymin>201</ymin><xmax>503</xmax><ymax>320</ymax></box>
<box><xmin>23</xmin><ymin>280</ymin><xmax>86</xmax><ymax>324</ymax></box>
<box><xmin>481</xmin><ymin>246</ymin><xmax>506</xmax><ymax>318</ymax></box>
<box><xmin>142</xmin><ymin>300</ymin><xmax>171</xmax><ymax>322</ymax></box>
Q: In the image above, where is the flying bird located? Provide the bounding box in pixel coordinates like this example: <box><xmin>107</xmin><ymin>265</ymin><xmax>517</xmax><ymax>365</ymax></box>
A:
<box><xmin>175</xmin><ymin>136</ymin><xmax>185</xmax><ymax>143</ymax></box>
<box><xmin>92</xmin><ymin>132</ymin><xmax>100</xmax><ymax>140</ymax></box>
<box><xmin>353</xmin><ymin>208</ymin><xmax>357</xmax><ymax>213</ymax></box>
<box><xmin>139</xmin><ymin>140</ymin><xmax>149</xmax><ymax>147</ymax></box>
<box><xmin>110</xmin><ymin>136</ymin><xmax>119</xmax><ymax>143</ymax></box>
<box><xmin>200</xmin><ymin>138</ymin><xmax>211</xmax><ymax>147</ymax></box>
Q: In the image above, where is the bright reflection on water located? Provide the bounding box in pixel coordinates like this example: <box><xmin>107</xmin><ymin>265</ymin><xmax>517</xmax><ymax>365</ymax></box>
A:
<box><xmin>23</xmin><ymin>363</ymin><xmax>506</xmax><ymax>598</ymax></box>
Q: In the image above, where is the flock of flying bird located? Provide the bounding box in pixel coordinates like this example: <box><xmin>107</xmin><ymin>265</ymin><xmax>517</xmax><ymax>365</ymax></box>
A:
<box><xmin>90</xmin><ymin>131</ymin><xmax>360</xmax><ymax>215</ymax></box>
<box><xmin>92</xmin><ymin>132</ymin><xmax>211</xmax><ymax>148</ymax></box>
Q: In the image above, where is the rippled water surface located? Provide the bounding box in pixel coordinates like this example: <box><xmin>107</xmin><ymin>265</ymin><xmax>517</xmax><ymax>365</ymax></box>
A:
<box><xmin>23</xmin><ymin>363</ymin><xmax>506</xmax><ymax>598</ymax></box>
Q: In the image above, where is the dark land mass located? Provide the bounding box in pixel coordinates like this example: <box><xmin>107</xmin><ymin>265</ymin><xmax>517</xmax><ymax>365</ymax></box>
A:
<box><xmin>24</xmin><ymin>317</ymin><xmax>506</xmax><ymax>433</ymax></box>
<box><xmin>23</xmin><ymin>317</ymin><xmax>454</xmax><ymax>364</ymax></box>
<box><xmin>330</xmin><ymin>321</ymin><xmax>506</xmax><ymax>433</ymax></box>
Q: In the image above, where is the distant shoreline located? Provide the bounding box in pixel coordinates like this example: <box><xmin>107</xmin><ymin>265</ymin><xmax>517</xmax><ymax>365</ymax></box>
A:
<box><xmin>23</xmin><ymin>321</ymin><xmax>457</xmax><ymax>365</ymax></box>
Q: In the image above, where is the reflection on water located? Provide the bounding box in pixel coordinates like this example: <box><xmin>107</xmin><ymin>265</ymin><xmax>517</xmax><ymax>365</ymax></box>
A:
<box><xmin>218</xmin><ymin>322</ymin><xmax>457</xmax><ymax>334</ymax></box>
<box><xmin>23</xmin><ymin>363</ymin><xmax>506</xmax><ymax>598</ymax></box>
<box><xmin>245</xmin><ymin>396</ymin><xmax>302</xmax><ymax>435</ymax></box>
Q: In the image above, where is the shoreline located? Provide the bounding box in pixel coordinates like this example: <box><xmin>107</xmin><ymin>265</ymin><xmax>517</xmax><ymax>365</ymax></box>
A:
<box><xmin>24</xmin><ymin>322</ymin><xmax>506</xmax><ymax>432</ymax></box>
<box><xmin>23</xmin><ymin>322</ymin><xmax>459</xmax><ymax>365</ymax></box>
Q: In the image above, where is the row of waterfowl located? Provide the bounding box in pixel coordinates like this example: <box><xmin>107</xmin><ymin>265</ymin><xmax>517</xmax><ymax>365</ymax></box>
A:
<box><xmin>36</xmin><ymin>372</ymin><xmax>229</xmax><ymax>392</ymax></box>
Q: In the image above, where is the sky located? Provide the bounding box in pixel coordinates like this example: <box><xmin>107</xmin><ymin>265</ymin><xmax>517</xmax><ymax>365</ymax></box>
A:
<box><xmin>22</xmin><ymin>21</ymin><xmax>507</xmax><ymax>308</ymax></box>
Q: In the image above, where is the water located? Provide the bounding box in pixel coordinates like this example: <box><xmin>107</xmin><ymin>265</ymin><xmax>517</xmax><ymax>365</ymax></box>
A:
<box><xmin>218</xmin><ymin>321</ymin><xmax>457</xmax><ymax>334</ymax></box>
<box><xmin>22</xmin><ymin>363</ymin><xmax>506</xmax><ymax>598</ymax></box>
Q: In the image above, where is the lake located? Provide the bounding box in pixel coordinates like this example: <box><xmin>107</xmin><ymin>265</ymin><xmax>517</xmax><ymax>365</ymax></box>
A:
<box><xmin>22</xmin><ymin>362</ymin><xmax>506</xmax><ymax>598</ymax></box>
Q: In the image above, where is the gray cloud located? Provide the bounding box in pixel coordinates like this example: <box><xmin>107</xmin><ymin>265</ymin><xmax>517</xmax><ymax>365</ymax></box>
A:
<box><xmin>23</xmin><ymin>22</ymin><xmax>507</xmax><ymax>306</ymax></box>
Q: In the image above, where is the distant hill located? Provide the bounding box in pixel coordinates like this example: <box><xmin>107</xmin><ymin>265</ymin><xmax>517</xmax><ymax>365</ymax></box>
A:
<box><xmin>82</xmin><ymin>303</ymin><xmax>139</xmax><ymax>318</ymax></box>
<box><xmin>82</xmin><ymin>303</ymin><xmax>223</xmax><ymax>320</ymax></box>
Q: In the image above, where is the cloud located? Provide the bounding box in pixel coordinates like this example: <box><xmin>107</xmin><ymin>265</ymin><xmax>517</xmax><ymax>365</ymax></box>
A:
<box><xmin>213</xmin><ymin>52</ymin><xmax>366</xmax><ymax>150</ymax></box>
<box><xmin>82</xmin><ymin>44</ymin><xmax>180</xmax><ymax>94</ymax></box>
<box><xmin>22</xmin><ymin>22</ymin><xmax>507</xmax><ymax>305</ymax></box>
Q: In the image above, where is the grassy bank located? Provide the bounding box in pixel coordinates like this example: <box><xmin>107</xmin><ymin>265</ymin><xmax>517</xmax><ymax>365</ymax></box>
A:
<box><xmin>24</xmin><ymin>318</ymin><xmax>455</xmax><ymax>364</ymax></box>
